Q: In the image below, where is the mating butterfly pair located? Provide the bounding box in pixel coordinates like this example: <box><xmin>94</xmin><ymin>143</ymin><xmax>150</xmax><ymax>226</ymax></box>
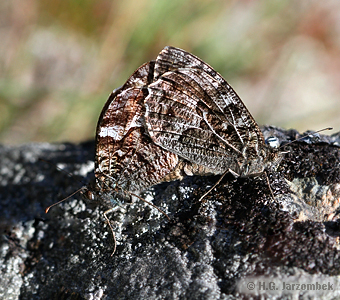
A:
<box><xmin>87</xmin><ymin>46</ymin><xmax>283</xmax><ymax>206</ymax></box>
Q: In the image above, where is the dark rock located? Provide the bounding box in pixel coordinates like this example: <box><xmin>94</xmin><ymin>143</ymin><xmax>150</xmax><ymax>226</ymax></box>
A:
<box><xmin>1</xmin><ymin>127</ymin><xmax>340</xmax><ymax>299</ymax></box>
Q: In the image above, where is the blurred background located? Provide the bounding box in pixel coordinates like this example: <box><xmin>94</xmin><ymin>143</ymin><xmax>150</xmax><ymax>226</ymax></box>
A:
<box><xmin>1</xmin><ymin>0</ymin><xmax>339</xmax><ymax>145</ymax></box>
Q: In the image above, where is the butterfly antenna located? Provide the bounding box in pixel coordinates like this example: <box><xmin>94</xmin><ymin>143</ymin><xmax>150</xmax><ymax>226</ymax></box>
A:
<box><xmin>265</xmin><ymin>127</ymin><xmax>332</xmax><ymax>201</ymax></box>
<box><xmin>45</xmin><ymin>187</ymin><xmax>84</xmax><ymax>213</ymax></box>
<box><xmin>39</xmin><ymin>158</ymin><xmax>89</xmax><ymax>213</ymax></box>
<box><xmin>103</xmin><ymin>208</ymin><xmax>117</xmax><ymax>256</ymax></box>
<box><xmin>279</xmin><ymin>127</ymin><xmax>332</xmax><ymax>149</ymax></box>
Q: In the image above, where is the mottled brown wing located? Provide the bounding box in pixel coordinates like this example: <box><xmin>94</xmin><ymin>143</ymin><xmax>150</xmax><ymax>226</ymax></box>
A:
<box><xmin>94</xmin><ymin>62</ymin><xmax>179</xmax><ymax>193</ymax></box>
<box><xmin>155</xmin><ymin>46</ymin><xmax>264</xmax><ymax>143</ymax></box>
<box><xmin>144</xmin><ymin>47</ymin><xmax>269</xmax><ymax>176</ymax></box>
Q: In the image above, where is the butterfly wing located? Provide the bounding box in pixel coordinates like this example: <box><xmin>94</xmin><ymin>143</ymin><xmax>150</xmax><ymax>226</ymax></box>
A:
<box><xmin>95</xmin><ymin>62</ymin><xmax>179</xmax><ymax>193</ymax></box>
<box><xmin>145</xmin><ymin>47</ymin><xmax>269</xmax><ymax>176</ymax></box>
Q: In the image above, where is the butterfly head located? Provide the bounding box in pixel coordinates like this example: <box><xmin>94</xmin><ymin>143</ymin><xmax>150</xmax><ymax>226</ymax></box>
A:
<box><xmin>81</xmin><ymin>177</ymin><xmax>123</xmax><ymax>209</ymax></box>
<box><xmin>240</xmin><ymin>146</ymin><xmax>284</xmax><ymax>177</ymax></box>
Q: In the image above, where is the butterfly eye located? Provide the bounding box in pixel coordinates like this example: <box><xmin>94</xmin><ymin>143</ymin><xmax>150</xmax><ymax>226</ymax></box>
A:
<box><xmin>86</xmin><ymin>190</ymin><xmax>95</xmax><ymax>201</ymax></box>
<box><xmin>266</xmin><ymin>136</ymin><xmax>280</xmax><ymax>149</ymax></box>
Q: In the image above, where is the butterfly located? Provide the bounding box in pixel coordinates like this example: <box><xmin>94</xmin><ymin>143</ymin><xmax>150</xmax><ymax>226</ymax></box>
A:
<box><xmin>46</xmin><ymin>47</ymin><xmax>315</xmax><ymax>255</ymax></box>
<box><xmin>86</xmin><ymin>61</ymin><xmax>212</xmax><ymax>206</ymax></box>
<box><xmin>83</xmin><ymin>57</ymin><xmax>213</xmax><ymax>254</ymax></box>
<box><xmin>144</xmin><ymin>46</ymin><xmax>284</xmax><ymax>181</ymax></box>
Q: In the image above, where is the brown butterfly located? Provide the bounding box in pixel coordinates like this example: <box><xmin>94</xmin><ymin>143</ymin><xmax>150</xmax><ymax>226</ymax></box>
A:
<box><xmin>145</xmin><ymin>46</ymin><xmax>284</xmax><ymax>181</ymax></box>
<box><xmin>83</xmin><ymin>58</ymin><xmax>213</xmax><ymax>254</ymax></box>
<box><xmin>48</xmin><ymin>46</ymin><xmax>284</xmax><ymax>255</ymax></box>
<box><xmin>87</xmin><ymin>61</ymin><xmax>212</xmax><ymax>206</ymax></box>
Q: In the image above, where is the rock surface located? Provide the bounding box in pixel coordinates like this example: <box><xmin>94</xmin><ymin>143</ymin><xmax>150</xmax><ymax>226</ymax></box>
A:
<box><xmin>1</xmin><ymin>127</ymin><xmax>340</xmax><ymax>300</ymax></box>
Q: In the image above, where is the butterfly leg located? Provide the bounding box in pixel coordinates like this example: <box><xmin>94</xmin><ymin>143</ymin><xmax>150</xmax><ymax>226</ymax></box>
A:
<box><xmin>198</xmin><ymin>169</ymin><xmax>234</xmax><ymax>202</ymax></box>
<box><xmin>265</xmin><ymin>171</ymin><xmax>276</xmax><ymax>201</ymax></box>
<box><xmin>103</xmin><ymin>206</ymin><xmax>122</xmax><ymax>256</ymax></box>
